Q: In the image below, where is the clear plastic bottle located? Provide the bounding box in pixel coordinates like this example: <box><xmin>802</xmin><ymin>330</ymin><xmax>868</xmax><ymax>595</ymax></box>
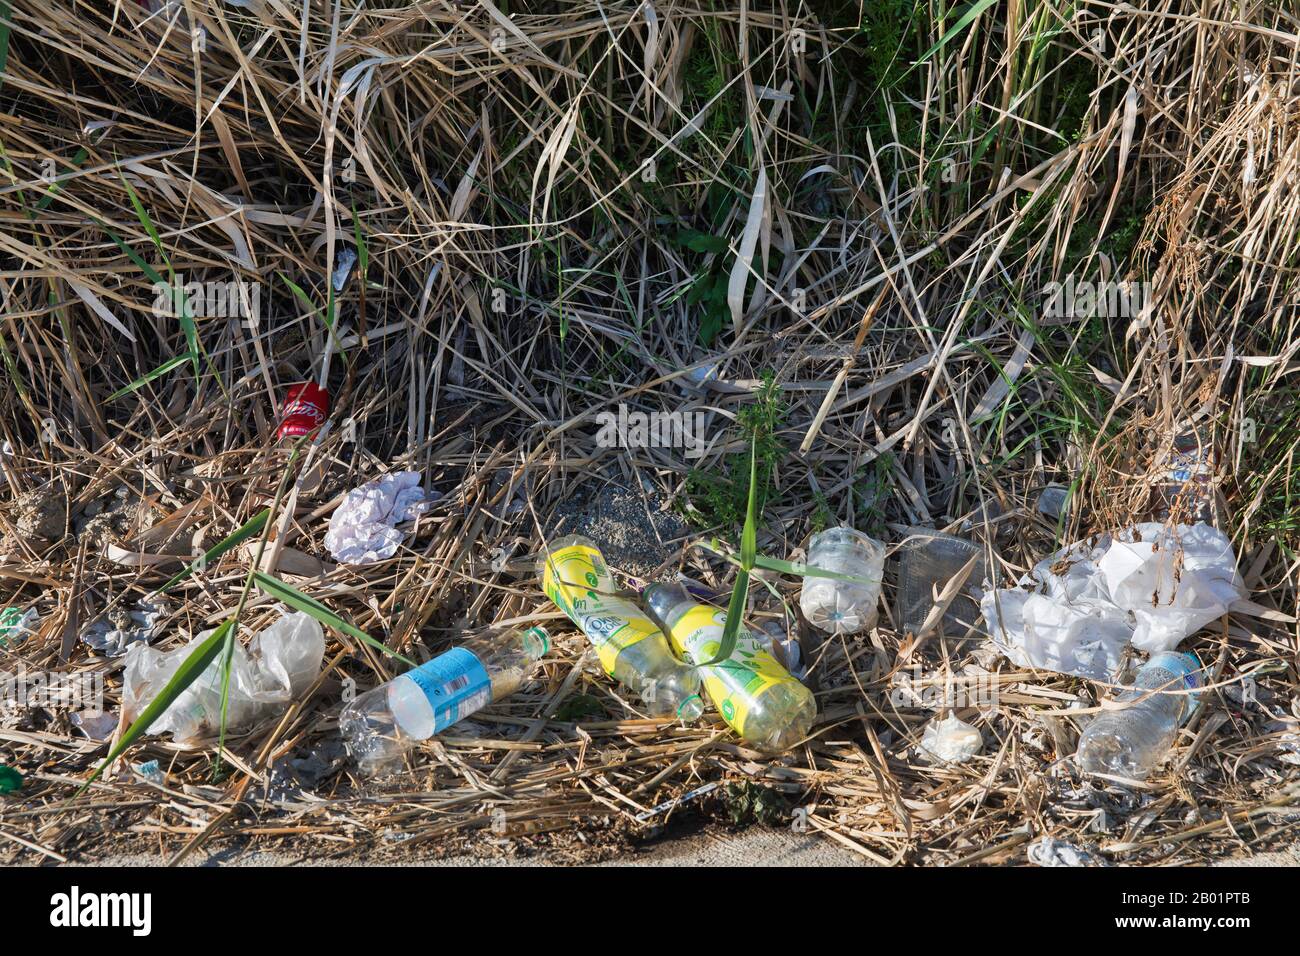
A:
<box><xmin>799</xmin><ymin>526</ymin><xmax>885</xmax><ymax>635</ymax></box>
<box><xmin>644</xmin><ymin>582</ymin><xmax>816</xmax><ymax>753</ymax></box>
<box><xmin>539</xmin><ymin>535</ymin><xmax>703</xmax><ymax>721</ymax></box>
<box><xmin>340</xmin><ymin>625</ymin><xmax>549</xmax><ymax>776</ymax></box>
<box><xmin>1076</xmin><ymin>651</ymin><xmax>1203</xmax><ymax>778</ymax></box>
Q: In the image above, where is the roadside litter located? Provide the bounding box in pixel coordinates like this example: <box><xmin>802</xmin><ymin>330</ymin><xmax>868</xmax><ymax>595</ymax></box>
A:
<box><xmin>340</xmin><ymin>625</ymin><xmax>550</xmax><ymax>776</ymax></box>
<box><xmin>122</xmin><ymin>611</ymin><xmax>325</xmax><ymax>747</ymax></box>
<box><xmin>0</xmin><ymin>607</ymin><xmax>38</xmax><ymax>648</ymax></box>
<box><xmin>69</xmin><ymin>711</ymin><xmax>118</xmax><ymax>741</ymax></box>
<box><xmin>276</xmin><ymin>382</ymin><xmax>331</xmax><ymax>441</ymax></box>
<box><xmin>81</xmin><ymin>600</ymin><xmax>166</xmax><ymax>657</ymax></box>
<box><xmin>799</xmin><ymin>526</ymin><xmax>884</xmax><ymax>635</ymax></box>
<box><xmin>1026</xmin><ymin>835</ymin><xmax>1105</xmax><ymax>867</ymax></box>
<box><xmin>540</xmin><ymin>536</ymin><xmax>703</xmax><ymax>720</ymax></box>
<box><xmin>1076</xmin><ymin>651</ymin><xmax>1203</xmax><ymax>778</ymax></box>
<box><xmin>897</xmin><ymin>528</ymin><xmax>986</xmax><ymax>637</ymax></box>
<box><xmin>981</xmin><ymin>522</ymin><xmax>1243</xmax><ymax>680</ymax></box>
<box><xmin>645</xmin><ymin>581</ymin><xmax>815</xmax><ymax>753</ymax></box>
<box><xmin>0</xmin><ymin>765</ymin><xmax>23</xmax><ymax>794</ymax></box>
<box><xmin>919</xmin><ymin>714</ymin><xmax>983</xmax><ymax>763</ymax></box>
<box><xmin>135</xmin><ymin>759</ymin><xmax>165</xmax><ymax>785</ymax></box>
<box><xmin>324</xmin><ymin>471</ymin><xmax>434</xmax><ymax>565</ymax></box>
<box><xmin>757</xmin><ymin>619</ymin><xmax>805</xmax><ymax>679</ymax></box>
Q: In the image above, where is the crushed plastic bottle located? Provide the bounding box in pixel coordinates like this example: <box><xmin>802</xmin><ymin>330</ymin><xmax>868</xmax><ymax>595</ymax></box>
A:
<box><xmin>644</xmin><ymin>582</ymin><xmax>816</xmax><ymax>753</ymax></box>
<box><xmin>340</xmin><ymin>625</ymin><xmax>550</xmax><ymax>776</ymax></box>
<box><xmin>0</xmin><ymin>606</ymin><xmax>38</xmax><ymax>648</ymax></box>
<box><xmin>897</xmin><ymin>528</ymin><xmax>986</xmax><ymax>636</ymax></box>
<box><xmin>1075</xmin><ymin>651</ymin><xmax>1203</xmax><ymax>778</ymax></box>
<box><xmin>539</xmin><ymin>536</ymin><xmax>702</xmax><ymax>720</ymax></box>
<box><xmin>122</xmin><ymin>611</ymin><xmax>325</xmax><ymax>747</ymax></box>
<box><xmin>799</xmin><ymin>526</ymin><xmax>885</xmax><ymax>635</ymax></box>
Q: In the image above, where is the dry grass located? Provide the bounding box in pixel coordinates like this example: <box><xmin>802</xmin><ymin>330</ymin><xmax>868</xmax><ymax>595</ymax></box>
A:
<box><xmin>0</xmin><ymin>0</ymin><xmax>1297</xmax><ymax>865</ymax></box>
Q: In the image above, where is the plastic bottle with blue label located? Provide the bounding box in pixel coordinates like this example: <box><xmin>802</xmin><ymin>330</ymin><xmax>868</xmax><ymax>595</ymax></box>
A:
<box><xmin>1075</xmin><ymin>651</ymin><xmax>1204</xmax><ymax>778</ymax></box>
<box><xmin>340</xmin><ymin>625</ymin><xmax>549</xmax><ymax>776</ymax></box>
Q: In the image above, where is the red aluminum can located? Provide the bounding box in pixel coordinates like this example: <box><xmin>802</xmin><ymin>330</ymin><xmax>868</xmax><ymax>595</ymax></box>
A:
<box><xmin>277</xmin><ymin>382</ymin><xmax>330</xmax><ymax>440</ymax></box>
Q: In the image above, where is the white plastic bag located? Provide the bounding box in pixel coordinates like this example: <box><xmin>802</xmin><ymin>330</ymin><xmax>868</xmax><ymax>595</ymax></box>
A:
<box><xmin>323</xmin><ymin>471</ymin><xmax>432</xmax><ymax>565</ymax></box>
<box><xmin>981</xmin><ymin>522</ymin><xmax>1243</xmax><ymax>680</ymax></box>
<box><xmin>122</xmin><ymin>611</ymin><xmax>325</xmax><ymax>746</ymax></box>
<box><xmin>919</xmin><ymin>714</ymin><xmax>983</xmax><ymax>763</ymax></box>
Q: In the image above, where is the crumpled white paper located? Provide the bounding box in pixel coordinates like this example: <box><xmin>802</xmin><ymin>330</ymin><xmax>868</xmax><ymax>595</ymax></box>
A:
<box><xmin>323</xmin><ymin>472</ymin><xmax>433</xmax><ymax>565</ymax></box>
<box><xmin>919</xmin><ymin>714</ymin><xmax>983</xmax><ymax>763</ymax></box>
<box><xmin>981</xmin><ymin>523</ymin><xmax>1244</xmax><ymax>680</ymax></box>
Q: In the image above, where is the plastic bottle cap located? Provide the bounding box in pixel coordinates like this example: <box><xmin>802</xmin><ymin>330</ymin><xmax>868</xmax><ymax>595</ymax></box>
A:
<box><xmin>676</xmin><ymin>694</ymin><xmax>705</xmax><ymax>722</ymax></box>
<box><xmin>523</xmin><ymin>626</ymin><xmax>550</xmax><ymax>656</ymax></box>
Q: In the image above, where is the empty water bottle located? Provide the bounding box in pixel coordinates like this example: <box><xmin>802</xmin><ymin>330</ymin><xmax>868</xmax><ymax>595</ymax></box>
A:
<box><xmin>799</xmin><ymin>527</ymin><xmax>884</xmax><ymax>635</ymax></box>
<box><xmin>645</xmin><ymin>582</ymin><xmax>816</xmax><ymax>753</ymax></box>
<box><xmin>340</xmin><ymin>625</ymin><xmax>550</xmax><ymax>776</ymax></box>
<box><xmin>540</xmin><ymin>535</ymin><xmax>703</xmax><ymax>720</ymax></box>
<box><xmin>1076</xmin><ymin>651</ymin><xmax>1203</xmax><ymax>778</ymax></box>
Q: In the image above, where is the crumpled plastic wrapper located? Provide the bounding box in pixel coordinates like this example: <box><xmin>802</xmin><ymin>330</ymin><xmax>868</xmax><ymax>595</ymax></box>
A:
<box><xmin>122</xmin><ymin>611</ymin><xmax>325</xmax><ymax>747</ymax></box>
<box><xmin>981</xmin><ymin>523</ymin><xmax>1243</xmax><ymax>681</ymax></box>
<box><xmin>919</xmin><ymin>714</ymin><xmax>983</xmax><ymax>763</ymax></box>
<box><xmin>1027</xmin><ymin>836</ymin><xmax>1106</xmax><ymax>867</ymax></box>
<box><xmin>82</xmin><ymin>601</ymin><xmax>166</xmax><ymax>657</ymax></box>
<box><xmin>323</xmin><ymin>471</ymin><xmax>433</xmax><ymax>565</ymax></box>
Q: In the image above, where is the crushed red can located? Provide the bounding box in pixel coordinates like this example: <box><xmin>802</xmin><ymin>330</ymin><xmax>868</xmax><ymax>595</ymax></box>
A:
<box><xmin>277</xmin><ymin>382</ymin><xmax>330</xmax><ymax>440</ymax></box>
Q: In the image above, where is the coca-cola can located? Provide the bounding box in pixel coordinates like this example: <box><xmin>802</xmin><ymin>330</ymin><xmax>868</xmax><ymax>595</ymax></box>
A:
<box><xmin>277</xmin><ymin>382</ymin><xmax>330</xmax><ymax>440</ymax></box>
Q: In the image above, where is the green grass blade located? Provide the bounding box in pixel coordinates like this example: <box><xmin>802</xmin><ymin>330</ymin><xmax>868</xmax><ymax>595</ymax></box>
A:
<box><xmin>79</xmin><ymin>618</ymin><xmax>235</xmax><ymax>791</ymax></box>
<box><xmin>153</xmin><ymin>507</ymin><xmax>270</xmax><ymax>594</ymax></box>
<box><xmin>106</xmin><ymin>352</ymin><xmax>193</xmax><ymax>401</ymax></box>
<box><xmin>116</xmin><ymin>173</ymin><xmax>198</xmax><ymax>378</ymax></box>
<box><xmin>100</xmin><ymin>223</ymin><xmax>168</xmax><ymax>288</ymax></box>
<box><xmin>352</xmin><ymin>203</ymin><xmax>369</xmax><ymax>280</ymax></box>
<box><xmin>698</xmin><ymin>443</ymin><xmax>758</xmax><ymax>667</ymax></box>
<box><xmin>0</xmin><ymin>0</ymin><xmax>11</xmax><ymax>93</ymax></box>
<box><xmin>34</xmin><ymin>146</ymin><xmax>88</xmax><ymax>212</ymax></box>
<box><xmin>280</xmin><ymin>272</ymin><xmax>320</xmax><ymax>320</ymax></box>
<box><xmin>251</xmin><ymin>572</ymin><xmax>413</xmax><ymax>666</ymax></box>
<box><xmin>118</xmin><ymin>170</ymin><xmax>167</xmax><ymax>261</ymax></box>
<box><xmin>915</xmin><ymin>0</ymin><xmax>998</xmax><ymax>67</ymax></box>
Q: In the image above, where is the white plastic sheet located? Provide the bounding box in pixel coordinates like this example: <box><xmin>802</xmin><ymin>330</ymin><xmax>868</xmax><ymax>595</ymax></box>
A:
<box><xmin>122</xmin><ymin>611</ymin><xmax>325</xmax><ymax>746</ymax></box>
<box><xmin>981</xmin><ymin>523</ymin><xmax>1243</xmax><ymax>680</ymax></box>
<box><xmin>323</xmin><ymin>471</ymin><xmax>433</xmax><ymax>565</ymax></box>
<box><xmin>919</xmin><ymin>714</ymin><xmax>983</xmax><ymax>763</ymax></box>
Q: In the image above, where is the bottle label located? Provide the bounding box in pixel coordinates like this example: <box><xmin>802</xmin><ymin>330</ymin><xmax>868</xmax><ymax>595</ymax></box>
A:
<box><xmin>407</xmin><ymin>648</ymin><xmax>493</xmax><ymax>733</ymax></box>
<box><xmin>541</xmin><ymin>543</ymin><xmax>660</xmax><ymax>675</ymax></box>
<box><xmin>1146</xmin><ymin>650</ymin><xmax>1204</xmax><ymax>706</ymax></box>
<box><xmin>668</xmin><ymin>604</ymin><xmax>800</xmax><ymax>737</ymax></box>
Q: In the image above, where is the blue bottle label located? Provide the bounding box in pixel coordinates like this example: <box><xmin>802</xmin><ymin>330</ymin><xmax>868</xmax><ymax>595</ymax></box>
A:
<box><xmin>406</xmin><ymin>647</ymin><xmax>492</xmax><ymax>733</ymax></box>
<box><xmin>1146</xmin><ymin>651</ymin><xmax>1204</xmax><ymax>712</ymax></box>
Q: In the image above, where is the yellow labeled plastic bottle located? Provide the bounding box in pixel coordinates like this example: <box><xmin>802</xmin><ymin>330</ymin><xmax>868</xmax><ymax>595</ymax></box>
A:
<box><xmin>539</xmin><ymin>535</ymin><xmax>703</xmax><ymax>720</ymax></box>
<box><xmin>644</xmin><ymin>582</ymin><xmax>816</xmax><ymax>752</ymax></box>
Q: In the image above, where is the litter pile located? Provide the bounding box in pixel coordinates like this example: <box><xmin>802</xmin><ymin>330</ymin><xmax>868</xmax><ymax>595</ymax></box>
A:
<box><xmin>0</xmin><ymin>0</ymin><xmax>1297</xmax><ymax>870</ymax></box>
